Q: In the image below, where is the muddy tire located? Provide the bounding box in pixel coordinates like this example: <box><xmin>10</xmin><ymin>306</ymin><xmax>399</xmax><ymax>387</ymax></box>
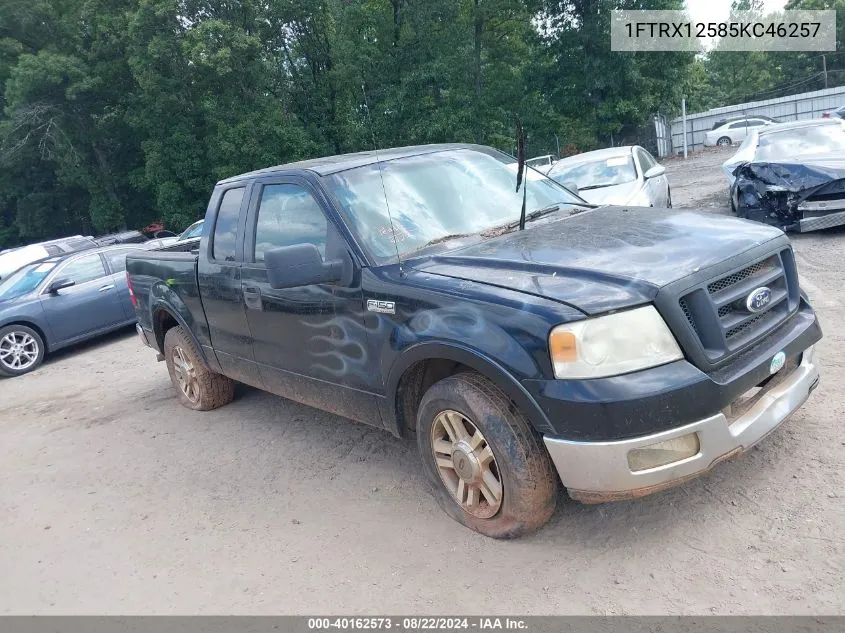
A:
<box><xmin>164</xmin><ymin>326</ymin><xmax>234</xmax><ymax>411</ymax></box>
<box><xmin>716</xmin><ymin>136</ymin><xmax>732</xmax><ymax>147</ymax></box>
<box><xmin>0</xmin><ymin>324</ymin><xmax>45</xmax><ymax>378</ymax></box>
<box><xmin>416</xmin><ymin>372</ymin><xmax>557</xmax><ymax>539</ymax></box>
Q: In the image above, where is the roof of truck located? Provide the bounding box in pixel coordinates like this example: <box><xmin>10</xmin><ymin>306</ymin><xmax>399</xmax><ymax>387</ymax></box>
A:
<box><xmin>217</xmin><ymin>143</ymin><xmax>486</xmax><ymax>184</ymax></box>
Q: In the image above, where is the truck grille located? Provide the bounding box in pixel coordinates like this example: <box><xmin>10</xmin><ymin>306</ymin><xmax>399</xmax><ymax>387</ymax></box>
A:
<box><xmin>675</xmin><ymin>249</ymin><xmax>800</xmax><ymax>365</ymax></box>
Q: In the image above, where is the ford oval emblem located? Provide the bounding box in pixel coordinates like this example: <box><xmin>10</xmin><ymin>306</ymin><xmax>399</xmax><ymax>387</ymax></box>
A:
<box><xmin>746</xmin><ymin>286</ymin><xmax>772</xmax><ymax>313</ymax></box>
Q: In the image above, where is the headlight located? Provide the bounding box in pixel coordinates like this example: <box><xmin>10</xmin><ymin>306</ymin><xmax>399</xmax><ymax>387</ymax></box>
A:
<box><xmin>549</xmin><ymin>306</ymin><xmax>683</xmax><ymax>379</ymax></box>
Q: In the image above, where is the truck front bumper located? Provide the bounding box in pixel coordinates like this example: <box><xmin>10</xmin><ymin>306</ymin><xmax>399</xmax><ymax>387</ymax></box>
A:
<box><xmin>544</xmin><ymin>345</ymin><xmax>819</xmax><ymax>503</ymax></box>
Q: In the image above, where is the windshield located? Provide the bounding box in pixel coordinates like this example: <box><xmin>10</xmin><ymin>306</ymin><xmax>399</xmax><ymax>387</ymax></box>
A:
<box><xmin>549</xmin><ymin>155</ymin><xmax>637</xmax><ymax>190</ymax></box>
<box><xmin>755</xmin><ymin>123</ymin><xmax>845</xmax><ymax>161</ymax></box>
<box><xmin>179</xmin><ymin>221</ymin><xmax>204</xmax><ymax>240</ymax></box>
<box><xmin>0</xmin><ymin>261</ymin><xmax>57</xmax><ymax>301</ymax></box>
<box><xmin>325</xmin><ymin>148</ymin><xmax>585</xmax><ymax>262</ymax></box>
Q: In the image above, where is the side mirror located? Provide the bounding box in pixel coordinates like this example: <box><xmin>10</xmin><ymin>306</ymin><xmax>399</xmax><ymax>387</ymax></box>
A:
<box><xmin>265</xmin><ymin>244</ymin><xmax>344</xmax><ymax>289</ymax></box>
<box><xmin>644</xmin><ymin>164</ymin><xmax>666</xmax><ymax>179</ymax></box>
<box><xmin>48</xmin><ymin>278</ymin><xmax>75</xmax><ymax>294</ymax></box>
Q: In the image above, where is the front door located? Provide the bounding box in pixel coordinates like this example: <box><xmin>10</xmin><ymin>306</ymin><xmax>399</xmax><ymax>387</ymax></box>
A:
<box><xmin>240</xmin><ymin>179</ymin><xmax>382</xmax><ymax>427</ymax></box>
<box><xmin>40</xmin><ymin>252</ymin><xmax>126</xmax><ymax>343</ymax></box>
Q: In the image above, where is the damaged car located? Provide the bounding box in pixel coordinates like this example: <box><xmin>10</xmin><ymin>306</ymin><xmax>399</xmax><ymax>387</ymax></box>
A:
<box><xmin>724</xmin><ymin>118</ymin><xmax>845</xmax><ymax>232</ymax></box>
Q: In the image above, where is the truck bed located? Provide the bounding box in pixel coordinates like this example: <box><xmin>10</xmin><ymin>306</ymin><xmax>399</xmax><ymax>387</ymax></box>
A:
<box><xmin>126</xmin><ymin>239</ymin><xmax>206</xmax><ymax>352</ymax></box>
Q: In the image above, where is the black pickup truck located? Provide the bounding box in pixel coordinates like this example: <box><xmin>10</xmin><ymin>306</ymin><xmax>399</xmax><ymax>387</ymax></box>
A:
<box><xmin>127</xmin><ymin>144</ymin><xmax>822</xmax><ymax>538</ymax></box>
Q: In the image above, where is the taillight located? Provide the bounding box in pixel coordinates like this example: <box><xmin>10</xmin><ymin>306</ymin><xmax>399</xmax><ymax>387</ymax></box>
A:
<box><xmin>823</xmin><ymin>112</ymin><xmax>831</xmax><ymax>118</ymax></box>
<box><xmin>126</xmin><ymin>271</ymin><xmax>138</xmax><ymax>308</ymax></box>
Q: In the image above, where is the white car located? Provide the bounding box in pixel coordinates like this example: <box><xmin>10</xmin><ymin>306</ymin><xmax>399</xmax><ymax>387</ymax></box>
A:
<box><xmin>526</xmin><ymin>154</ymin><xmax>556</xmax><ymax>173</ymax></box>
<box><xmin>704</xmin><ymin>117</ymin><xmax>777</xmax><ymax>147</ymax></box>
<box><xmin>547</xmin><ymin>146</ymin><xmax>671</xmax><ymax>207</ymax></box>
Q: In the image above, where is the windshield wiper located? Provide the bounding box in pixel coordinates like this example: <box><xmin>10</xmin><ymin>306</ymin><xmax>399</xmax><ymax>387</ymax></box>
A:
<box><xmin>406</xmin><ymin>232</ymin><xmax>473</xmax><ymax>255</ymax></box>
<box><xmin>579</xmin><ymin>183</ymin><xmax>616</xmax><ymax>191</ymax></box>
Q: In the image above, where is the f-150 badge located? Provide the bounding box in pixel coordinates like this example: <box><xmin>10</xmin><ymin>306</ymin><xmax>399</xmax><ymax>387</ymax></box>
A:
<box><xmin>367</xmin><ymin>299</ymin><xmax>396</xmax><ymax>315</ymax></box>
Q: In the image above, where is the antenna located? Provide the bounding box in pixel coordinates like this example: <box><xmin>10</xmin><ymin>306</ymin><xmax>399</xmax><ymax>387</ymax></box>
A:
<box><xmin>361</xmin><ymin>84</ymin><xmax>404</xmax><ymax>275</ymax></box>
<box><xmin>514</xmin><ymin>115</ymin><xmax>528</xmax><ymax>231</ymax></box>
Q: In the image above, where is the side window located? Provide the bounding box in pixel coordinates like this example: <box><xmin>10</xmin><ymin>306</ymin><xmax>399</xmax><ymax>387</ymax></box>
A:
<box><xmin>747</xmin><ymin>119</ymin><xmax>766</xmax><ymax>127</ymax></box>
<box><xmin>729</xmin><ymin>121</ymin><xmax>749</xmax><ymax>129</ymax></box>
<box><xmin>103</xmin><ymin>248</ymin><xmax>136</xmax><ymax>274</ymax></box>
<box><xmin>254</xmin><ymin>184</ymin><xmax>328</xmax><ymax>262</ymax></box>
<box><xmin>57</xmin><ymin>254</ymin><xmax>106</xmax><ymax>285</ymax></box>
<box><xmin>212</xmin><ymin>187</ymin><xmax>245</xmax><ymax>262</ymax></box>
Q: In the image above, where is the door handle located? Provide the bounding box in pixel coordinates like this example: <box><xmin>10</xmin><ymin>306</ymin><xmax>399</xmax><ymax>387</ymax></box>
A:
<box><xmin>98</xmin><ymin>284</ymin><xmax>115</xmax><ymax>292</ymax></box>
<box><xmin>243</xmin><ymin>286</ymin><xmax>262</xmax><ymax>310</ymax></box>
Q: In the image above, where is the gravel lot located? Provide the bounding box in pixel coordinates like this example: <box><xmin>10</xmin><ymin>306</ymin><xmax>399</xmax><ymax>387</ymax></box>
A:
<box><xmin>1</xmin><ymin>146</ymin><xmax>843</xmax><ymax>615</ymax></box>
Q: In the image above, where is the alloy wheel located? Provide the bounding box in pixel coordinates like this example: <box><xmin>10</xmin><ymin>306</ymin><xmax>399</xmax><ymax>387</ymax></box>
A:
<box><xmin>171</xmin><ymin>345</ymin><xmax>199</xmax><ymax>403</ymax></box>
<box><xmin>430</xmin><ymin>409</ymin><xmax>503</xmax><ymax>518</ymax></box>
<box><xmin>0</xmin><ymin>331</ymin><xmax>39</xmax><ymax>372</ymax></box>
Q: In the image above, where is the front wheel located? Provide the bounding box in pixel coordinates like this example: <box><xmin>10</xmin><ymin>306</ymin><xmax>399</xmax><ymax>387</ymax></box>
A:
<box><xmin>164</xmin><ymin>326</ymin><xmax>235</xmax><ymax>410</ymax></box>
<box><xmin>416</xmin><ymin>372</ymin><xmax>558</xmax><ymax>539</ymax></box>
<box><xmin>0</xmin><ymin>325</ymin><xmax>45</xmax><ymax>377</ymax></box>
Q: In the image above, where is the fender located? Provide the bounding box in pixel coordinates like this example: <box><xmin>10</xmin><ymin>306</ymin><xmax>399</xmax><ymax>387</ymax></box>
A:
<box><xmin>384</xmin><ymin>341</ymin><xmax>555</xmax><ymax>436</ymax></box>
<box><xmin>149</xmin><ymin>298</ymin><xmax>217</xmax><ymax>372</ymax></box>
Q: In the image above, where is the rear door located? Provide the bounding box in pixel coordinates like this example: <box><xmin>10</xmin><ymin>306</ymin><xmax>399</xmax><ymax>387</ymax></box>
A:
<box><xmin>196</xmin><ymin>184</ymin><xmax>261</xmax><ymax>385</ymax></box>
<box><xmin>40</xmin><ymin>252</ymin><xmax>126</xmax><ymax>343</ymax></box>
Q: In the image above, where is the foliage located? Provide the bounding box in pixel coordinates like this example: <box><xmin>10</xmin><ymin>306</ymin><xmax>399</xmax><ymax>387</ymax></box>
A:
<box><xmin>3</xmin><ymin>0</ymin><xmax>796</xmax><ymax>248</ymax></box>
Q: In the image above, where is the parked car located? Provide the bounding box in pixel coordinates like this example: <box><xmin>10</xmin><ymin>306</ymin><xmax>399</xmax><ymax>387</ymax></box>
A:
<box><xmin>547</xmin><ymin>146</ymin><xmax>671</xmax><ymax>207</ymax></box>
<box><xmin>723</xmin><ymin>118</ymin><xmax>845</xmax><ymax>232</ymax></box>
<box><xmin>0</xmin><ymin>244</ymin><xmax>145</xmax><ymax>377</ymax></box>
<box><xmin>175</xmin><ymin>220</ymin><xmax>205</xmax><ymax>242</ymax></box>
<box><xmin>710</xmin><ymin>115</ymin><xmax>779</xmax><ymax>131</ymax></box>
<box><xmin>0</xmin><ymin>236</ymin><xmax>98</xmax><ymax>282</ymax></box>
<box><xmin>94</xmin><ymin>230</ymin><xmax>148</xmax><ymax>246</ymax></box>
<box><xmin>143</xmin><ymin>237</ymin><xmax>179</xmax><ymax>249</ymax></box>
<box><xmin>705</xmin><ymin>117</ymin><xmax>778</xmax><ymax>147</ymax></box>
<box><xmin>821</xmin><ymin>105</ymin><xmax>845</xmax><ymax>119</ymax></box>
<box><xmin>525</xmin><ymin>154</ymin><xmax>556</xmax><ymax>173</ymax></box>
<box><xmin>127</xmin><ymin>143</ymin><xmax>821</xmax><ymax>538</ymax></box>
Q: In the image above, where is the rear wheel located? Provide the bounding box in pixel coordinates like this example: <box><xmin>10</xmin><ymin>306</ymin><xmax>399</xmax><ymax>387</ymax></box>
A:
<box><xmin>164</xmin><ymin>326</ymin><xmax>234</xmax><ymax>410</ymax></box>
<box><xmin>0</xmin><ymin>325</ymin><xmax>45</xmax><ymax>377</ymax></box>
<box><xmin>416</xmin><ymin>372</ymin><xmax>557</xmax><ymax>539</ymax></box>
<box><xmin>716</xmin><ymin>136</ymin><xmax>732</xmax><ymax>147</ymax></box>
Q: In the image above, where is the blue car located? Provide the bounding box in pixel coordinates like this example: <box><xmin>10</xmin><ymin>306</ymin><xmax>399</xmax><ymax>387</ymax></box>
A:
<box><xmin>0</xmin><ymin>245</ymin><xmax>145</xmax><ymax>377</ymax></box>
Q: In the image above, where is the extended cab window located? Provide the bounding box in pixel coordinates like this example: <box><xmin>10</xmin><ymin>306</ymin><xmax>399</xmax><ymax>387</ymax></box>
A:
<box><xmin>212</xmin><ymin>187</ymin><xmax>245</xmax><ymax>262</ymax></box>
<box><xmin>254</xmin><ymin>185</ymin><xmax>328</xmax><ymax>262</ymax></box>
<box><xmin>58</xmin><ymin>254</ymin><xmax>106</xmax><ymax>285</ymax></box>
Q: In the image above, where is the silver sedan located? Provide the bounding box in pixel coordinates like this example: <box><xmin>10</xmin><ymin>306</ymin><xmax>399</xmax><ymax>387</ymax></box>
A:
<box><xmin>547</xmin><ymin>146</ymin><xmax>671</xmax><ymax>208</ymax></box>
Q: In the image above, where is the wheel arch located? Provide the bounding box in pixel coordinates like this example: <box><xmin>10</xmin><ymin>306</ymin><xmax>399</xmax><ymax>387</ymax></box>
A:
<box><xmin>151</xmin><ymin>303</ymin><xmax>210</xmax><ymax>367</ymax></box>
<box><xmin>386</xmin><ymin>342</ymin><xmax>554</xmax><ymax>439</ymax></box>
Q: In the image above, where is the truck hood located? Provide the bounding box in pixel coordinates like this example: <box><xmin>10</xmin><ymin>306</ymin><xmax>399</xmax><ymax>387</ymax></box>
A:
<box><xmin>410</xmin><ymin>206</ymin><xmax>783</xmax><ymax>315</ymax></box>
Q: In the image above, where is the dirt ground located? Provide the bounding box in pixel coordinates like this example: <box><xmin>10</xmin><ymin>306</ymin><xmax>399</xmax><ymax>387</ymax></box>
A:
<box><xmin>1</xmin><ymin>146</ymin><xmax>843</xmax><ymax>615</ymax></box>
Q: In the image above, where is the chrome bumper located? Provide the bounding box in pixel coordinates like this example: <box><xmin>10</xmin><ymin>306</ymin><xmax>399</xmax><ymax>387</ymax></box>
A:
<box><xmin>136</xmin><ymin>323</ymin><xmax>153</xmax><ymax>349</ymax></box>
<box><xmin>544</xmin><ymin>345</ymin><xmax>819</xmax><ymax>503</ymax></box>
<box><xmin>799</xmin><ymin>210</ymin><xmax>845</xmax><ymax>232</ymax></box>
